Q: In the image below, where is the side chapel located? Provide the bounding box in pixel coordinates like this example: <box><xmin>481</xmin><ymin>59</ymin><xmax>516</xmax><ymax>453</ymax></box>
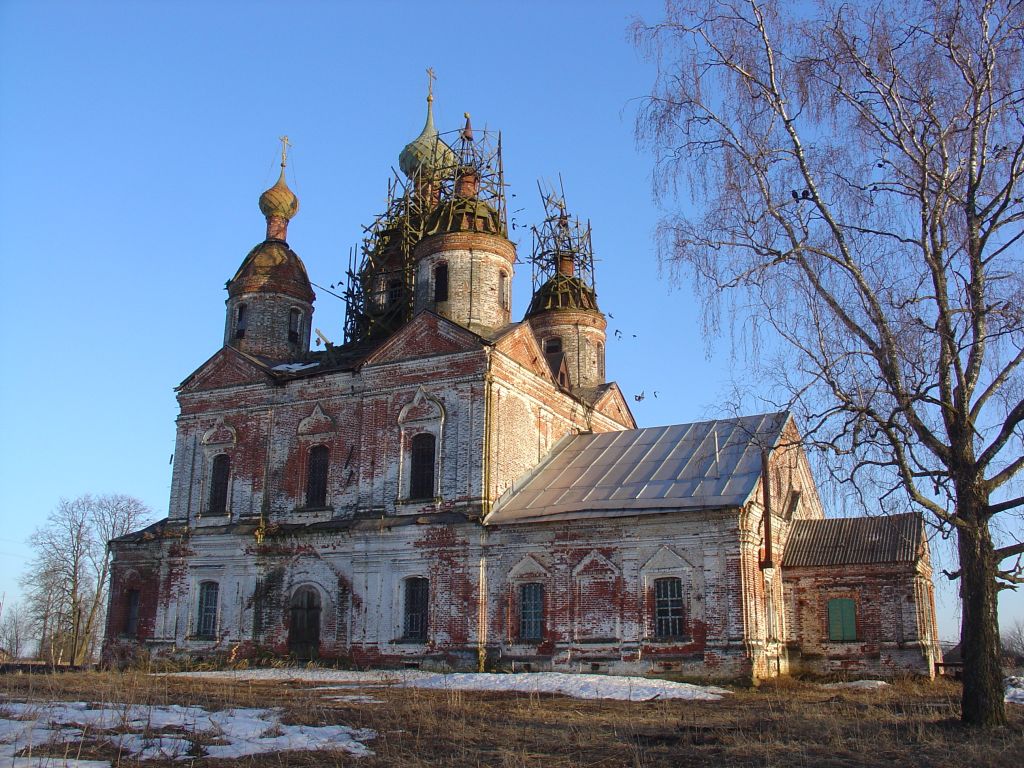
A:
<box><xmin>104</xmin><ymin>87</ymin><xmax>942</xmax><ymax>679</ymax></box>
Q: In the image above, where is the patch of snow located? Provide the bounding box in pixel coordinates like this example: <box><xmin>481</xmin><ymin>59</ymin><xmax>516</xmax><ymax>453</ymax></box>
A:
<box><xmin>1006</xmin><ymin>676</ymin><xmax>1024</xmax><ymax>705</ymax></box>
<box><xmin>326</xmin><ymin>695</ymin><xmax>385</xmax><ymax>704</ymax></box>
<box><xmin>170</xmin><ymin>669</ymin><xmax>730</xmax><ymax>702</ymax></box>
<box><xmin>0</xmin><ymin>700</ymin><xmax>375</xmax><ymax>761</ymax></box>
<box><xmin>821</xmin><ymin>680</ymin><xmax>890</xmax><ymax>690</ymax></box>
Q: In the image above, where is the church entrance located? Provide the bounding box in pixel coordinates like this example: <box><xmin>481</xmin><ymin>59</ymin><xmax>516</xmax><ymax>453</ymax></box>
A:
<box><xmin>288</xmin><ymin>587</ymin><xmax>321</xmax><ymax>661</ymax></box>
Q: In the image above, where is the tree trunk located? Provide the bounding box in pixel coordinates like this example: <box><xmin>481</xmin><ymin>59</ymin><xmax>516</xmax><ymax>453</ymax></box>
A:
<box><xmin>958</xmin><ymin>512</ymin><xmax>1007</xmax><ymax>727</ymax></box>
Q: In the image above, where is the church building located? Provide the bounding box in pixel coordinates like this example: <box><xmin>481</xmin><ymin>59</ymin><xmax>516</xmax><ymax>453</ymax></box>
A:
<box><xmin>104</xmin><ymin>89</ymin><xmax>942</xmax><ymax>680</ymax></box>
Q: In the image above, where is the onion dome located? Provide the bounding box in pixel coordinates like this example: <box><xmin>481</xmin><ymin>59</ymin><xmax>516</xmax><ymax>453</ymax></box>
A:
<box><xmin>525</xmin><ymin>274</ymin><xmax>599</xmax><ymax>317</ymax></box>
<box><xmin>399</xmin><ymin>93</ymin><xmax>457</xmax><ymax>180</ymax></box>
<box><xmin>259</xmin><ymin>167</ymin><xmax>299</xmax><ymax>222</ymax></box>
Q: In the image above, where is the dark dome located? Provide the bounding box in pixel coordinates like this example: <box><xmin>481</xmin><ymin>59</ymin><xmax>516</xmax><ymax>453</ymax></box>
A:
<box><xmin>424</xmin><ymin>197</ymin><xmax>504</xmax><ymax>237</ymax></box>
<box><xmin>227</xmin><ymin>240</ymin><xmax>314</xmax><ymax>302</ymax></box>
<box><xmin>525</xmin><ymin>274</ymin><xmax>599</xmax><ymax>317</ymax></box>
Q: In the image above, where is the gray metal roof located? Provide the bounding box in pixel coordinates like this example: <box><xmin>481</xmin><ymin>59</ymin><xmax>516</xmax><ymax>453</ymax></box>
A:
<box><xmin>782</xmin><ymin>513</ymin><xmax>923</xmax><ymax>567</ymax></box>
<box><xmin>485</xmin><ymin>412</ymin><xmax>790</xmax><ymax>524</ymax></box>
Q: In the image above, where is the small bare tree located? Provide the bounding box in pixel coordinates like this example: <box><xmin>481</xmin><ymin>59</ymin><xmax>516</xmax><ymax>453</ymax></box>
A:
<box><xmin>635</xmin><ymin>0</ymin><xmax>1024</xmax><ymax>726</ymax></box>
<box><xmin>0</xmin><ymin>601</ymin><xmax>28</xmax><ymax>659</ymax></box>
<box><xmin>22</xmin><ymin>494</ymin><xmax>151</xmax><ymax>665</ymax></box>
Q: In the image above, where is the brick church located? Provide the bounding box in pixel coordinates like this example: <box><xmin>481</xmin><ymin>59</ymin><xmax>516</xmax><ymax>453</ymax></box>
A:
<box><xmin>104</xmin><ymin>89</ymin><xmax>942</xmax><ymax>679</ymax></box>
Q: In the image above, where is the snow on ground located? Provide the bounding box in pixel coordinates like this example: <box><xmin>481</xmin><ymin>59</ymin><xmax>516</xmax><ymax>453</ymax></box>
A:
<box><xmin>821</xmin><ymin>680</ymin><xmax>891</xmax><ymax>690</ymax></box>
<box><xmin>1007</xmin><ymin>676</ymin><xmax>1024</xmax><ymax>705</ymax></box>
<box><xmin>171</xmin><ymin>669</ymin><xmax>730</xmax><ymax>702</ymax></box>
<box><xmin>0</xmin><ymin>700</ymin><xmax>376</xmax><ymax>764</ymax></box>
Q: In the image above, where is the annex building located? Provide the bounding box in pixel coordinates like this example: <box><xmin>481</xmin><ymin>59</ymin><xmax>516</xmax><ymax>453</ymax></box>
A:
<box><xmin>104</xmin><ymin>91</ymin><xmax>942</xmax><ymax>680</ymax></box>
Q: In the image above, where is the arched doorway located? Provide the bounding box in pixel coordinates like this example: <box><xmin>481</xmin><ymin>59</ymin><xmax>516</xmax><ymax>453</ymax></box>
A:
<box><xmin>288</xmin><ymin>586</ymin><xmax>321</xmax><ymax>661</ymax></box>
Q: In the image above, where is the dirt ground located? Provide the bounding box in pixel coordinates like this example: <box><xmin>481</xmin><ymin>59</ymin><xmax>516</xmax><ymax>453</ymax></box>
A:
<box><xmin>0</xmin><ymin>670</ymin><xmax>1021</xmax><ymax>767</ymax></box>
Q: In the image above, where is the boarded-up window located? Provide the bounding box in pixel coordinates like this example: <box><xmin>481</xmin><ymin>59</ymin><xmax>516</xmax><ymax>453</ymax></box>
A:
<box><xmin>409</xmin><ymin>433</ymin><xmax>436</xmax><ymax>499</ymax></box>
<box><xmin>654</xmin><ymin>577</ymin><xmax>685</xmax><ymax>638</ymax></box>
<box><xmin>499</xmin><ymin>270</ymin><xmax>509</xmax><ymax>309</ymax></box>
<box><xmin>196</xmin><ymin>581</ymin><xmax>219</xmax><ymax>639</ymax></box>
<box><xmin>289</xmin><ymin>308</ymin><xmax>301</xmax><ymax>342</ymax></box>
<box><xmin>208</xmin><ymin>454</ymin><xmax>230</xmax><ymax>515</ymax></box>
<box><xmin>404</xmin><ymin>577</ymin><xmax>429</xmax><ymax>640</ymax></box>
<box><xmin>434</xmin><ymin>263</ymin><xmax>449</xmax><ymax>302</ymax></box>
<box><xmin>828</xmin><ymin>598</ymin><xmax>857</xmax><ymax>641</ymax></box>
<box><xmin>123</xmin><ymin>589</ymin><xmax>140</xmax><ymax>637</ymax></box>
<box><xmin>306</xmin><ymin>445</ymin><xmax>329</xmax><ymax>508</ymax></box>
<box><xmin>520</xmin><ymin>583</ymin><xmax>544</xmax><ymax>641</ymax></box>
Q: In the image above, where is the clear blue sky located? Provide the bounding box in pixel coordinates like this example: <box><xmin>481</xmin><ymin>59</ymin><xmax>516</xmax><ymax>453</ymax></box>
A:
<box><xmin>0</xmin><ymin>0</ymin><xmax>1018</xmax><ymax>642</ymax></box>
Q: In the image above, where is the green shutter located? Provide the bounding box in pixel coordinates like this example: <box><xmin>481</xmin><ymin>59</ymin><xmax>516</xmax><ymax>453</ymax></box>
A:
<box><xmin>828</xmin><ymin>598</ymin><xmax>856</xmax><ymax>641</ymax></box>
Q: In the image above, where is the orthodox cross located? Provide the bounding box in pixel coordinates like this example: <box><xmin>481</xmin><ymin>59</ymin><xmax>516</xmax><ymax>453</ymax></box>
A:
<box><xmin>279</xmin><ymin>135</ymin><xmax>292</xmax><ymax>167</ymax></box>
<box><xmin>426</xmin><ymin>67</ymin><xmax>436</xmax><ymax>101</ymax></box>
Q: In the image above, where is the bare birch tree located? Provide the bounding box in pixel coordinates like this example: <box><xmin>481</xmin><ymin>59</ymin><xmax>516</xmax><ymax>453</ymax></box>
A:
<box><xmin>22</xmin><ymin>494</ymin><xmax>150</xmax><ymax>665</ymax></box>
<box><xmin>635</xmin><ymin>0</ymin><xmax>1024</xmax><ymax>726</ymax></box>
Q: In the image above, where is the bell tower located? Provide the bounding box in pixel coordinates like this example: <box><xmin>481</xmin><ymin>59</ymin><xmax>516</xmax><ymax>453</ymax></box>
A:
<box><xmin>224</xmin><ymin>137</ymin><xmax>315</xmax><ymax>360</ymax></box>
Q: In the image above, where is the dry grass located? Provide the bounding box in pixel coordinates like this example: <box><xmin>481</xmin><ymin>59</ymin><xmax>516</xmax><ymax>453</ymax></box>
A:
<box><xmin>0</xmin><ymin>670</ymin><xmax>1020</xmax><ymax>767</ymax></box>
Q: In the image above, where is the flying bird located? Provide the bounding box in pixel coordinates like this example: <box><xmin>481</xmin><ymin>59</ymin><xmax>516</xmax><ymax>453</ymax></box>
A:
<box><xmin>634</xmin><ymin>391</ymin><xmax>645</xmax><ymax>402</ymax></box>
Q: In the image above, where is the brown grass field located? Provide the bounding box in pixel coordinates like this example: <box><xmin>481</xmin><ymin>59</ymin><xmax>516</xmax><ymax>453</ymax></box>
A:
<box><xmin>0</xmin><ymin>670</ymin><xmax>1021</xmax><ymax>767</ymax></box>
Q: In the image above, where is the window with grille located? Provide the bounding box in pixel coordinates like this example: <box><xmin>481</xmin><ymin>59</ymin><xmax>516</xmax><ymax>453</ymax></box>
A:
<box><xmin>434</xmin><ymin>263</ymin><xmax>449</xmax><ymax>302</ymax></box>
<box><xmin>235</xmin><ymin>304</ymin><xmax>247</xmax><ymax>339</ymax></box>
<box><xmin>196</xmin><ymin>581</ymin><xmax>219</xmax><ymax>639</ymax></box>
<box><xmin>123</xmin><ymin>589</ymin><xmax>140</xmax><ymax>637</ymax></box>
<box><xmin>305</xmin><ymin>445</ymin><xmax>329</xmax><ymax>508</ymax></box>
<box><xmin>208</xmin><ymin>454</ymin><xmax>230</xmax><ymax>515</ymax></box>
<box><xmin>289</xmin><ymin>308</ymin><xmax>301</xmax><ymax>342</ymax></box>
<box><xmin>654</xmin><ymin>577</ymin><xmax>685</xmax><ymax>638</ymax></box>
<box><xmin>827</xmin><ymin>598</ymin><xmax>857</xmax><ymax>641</ymax></box>
<box><xmin>387</xmin><ymin>279</ymin><xmax>402</xmax><ymax>306</ymax></box>
<box><xmin>403</xmin><ymin>577</ymin><xmax>429</xmax><ymax>640</ymax></box>
<box><xmin>409</xmin><ymin>433</ymin><xmax>436</xmax><ymax>499</ymax></box>
<box><xmin>519</xmin><ymin>583</ymin><xmax>544</xmax><ymax>641</ymax></box>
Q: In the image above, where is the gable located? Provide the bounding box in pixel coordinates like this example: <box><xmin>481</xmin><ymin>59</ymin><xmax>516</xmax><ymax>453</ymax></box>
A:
<box><xmin>178</xmin><ymin>346</ymin><xmax>273</xmax><ymax>393</ymax></box>
<box><xmin>362</xmin><ymin>312</ymin><xmax>484</xmax><ymax>366</ymax></box>
<box><xmin>492</xmin><ymin>324</ymin><xmax>555</xmax><ymax>381</ymax></box>
<box><xmin>592</xmin><ymin>384</ymin><xmax>636</xmax><ymax>428</ymax></box>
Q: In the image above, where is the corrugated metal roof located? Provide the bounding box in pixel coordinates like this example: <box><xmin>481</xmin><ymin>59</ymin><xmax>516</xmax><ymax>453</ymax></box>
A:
<box><xmin>782</xmin><ymin>513</ymin><xmax>923</xmax><ymax>567</ymax></box>
<box><xmin>485</xmin><ymin>412</ymin><xmax>790</xmax><ymax>524</ymax></box>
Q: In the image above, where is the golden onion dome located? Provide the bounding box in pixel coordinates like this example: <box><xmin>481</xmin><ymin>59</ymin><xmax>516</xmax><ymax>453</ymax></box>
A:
<box><xmin>399</xmin><ymin>95</ymin><xmax>457</xmax><ymax>180</ymax></box>
<box><xmin>258</xmin><ymin>167</ymin><xmax>299</xmax><ymax>221</ymax></box>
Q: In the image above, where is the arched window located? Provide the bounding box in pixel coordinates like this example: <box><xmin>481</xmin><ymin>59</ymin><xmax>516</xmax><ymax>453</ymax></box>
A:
<box><xmin>235</xmin><ymin>304</ymin><xmax>247</xmax><ymax>339</ymax></box>
<box><xmin>123</xmin><ymin>589</ymin><xmax>140</xmax><ymax>637</ymax></box>
<box><xmin>597</xmin><ymin>341</ymin><xmax>605</xmax><ymax>380</ymax></box>
<box><xmin>544</xmin><ymin>337</ymin><xmax>562</xmax><ymax>354</ymax></box>
<box><xmin>409</xmin><ymin>433</ymin><xmax>436</xmax><ymax>499</ymax></box>
<box><xmin>403</xmin><ymin>577</ymin><xmax>429</xmax><ymax>640</ymax></box>
<box><xmin>499</xmin><ymin>270</ymin><xmax>509</xmax><ymax>309</ymax></box>
<box><xmin>305</xmin><ymin>445</ymin><xmax>329</xmax><ymax>508</ymax></box>
<box><xmin>654</xmin><ymin>577</ymin><xmax>685</xmax><ymax>638</ymax></box>
<box><xmin>434</xmin><ymin>263</ymin><xmax>449</xmax><ymax>302</ymax></box>
<box><xmin>196</xmin><ymin>581</ymin><xmax>219</xmax><ymax>639</ymax></box>
<box><xmin>288</xmin><ymin>308</ymin><xmax>301</xmax><ymax>343</ymax></box>
<box><xmin>208</xmin><ymin>454</ymin><xmax>230</xmax><ymax>515</ymax></box>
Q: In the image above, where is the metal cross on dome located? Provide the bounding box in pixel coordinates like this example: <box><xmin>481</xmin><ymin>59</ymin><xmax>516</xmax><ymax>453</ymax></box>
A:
<box><xmin>426</xmin><ymin>67</ymin><xmax>436</xmax><ymax>100</ymax></box>
<box><xmin>278</xmin><ymin>135</ymin><xmax>292</xmax><ymax>167</ymax></box>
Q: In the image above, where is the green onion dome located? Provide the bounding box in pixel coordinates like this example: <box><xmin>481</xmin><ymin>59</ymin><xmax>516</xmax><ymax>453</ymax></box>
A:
<box><xmin>399</xmin><ymin>96</ymin><xmax>457</xmax><ymax>180</ymax></box>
